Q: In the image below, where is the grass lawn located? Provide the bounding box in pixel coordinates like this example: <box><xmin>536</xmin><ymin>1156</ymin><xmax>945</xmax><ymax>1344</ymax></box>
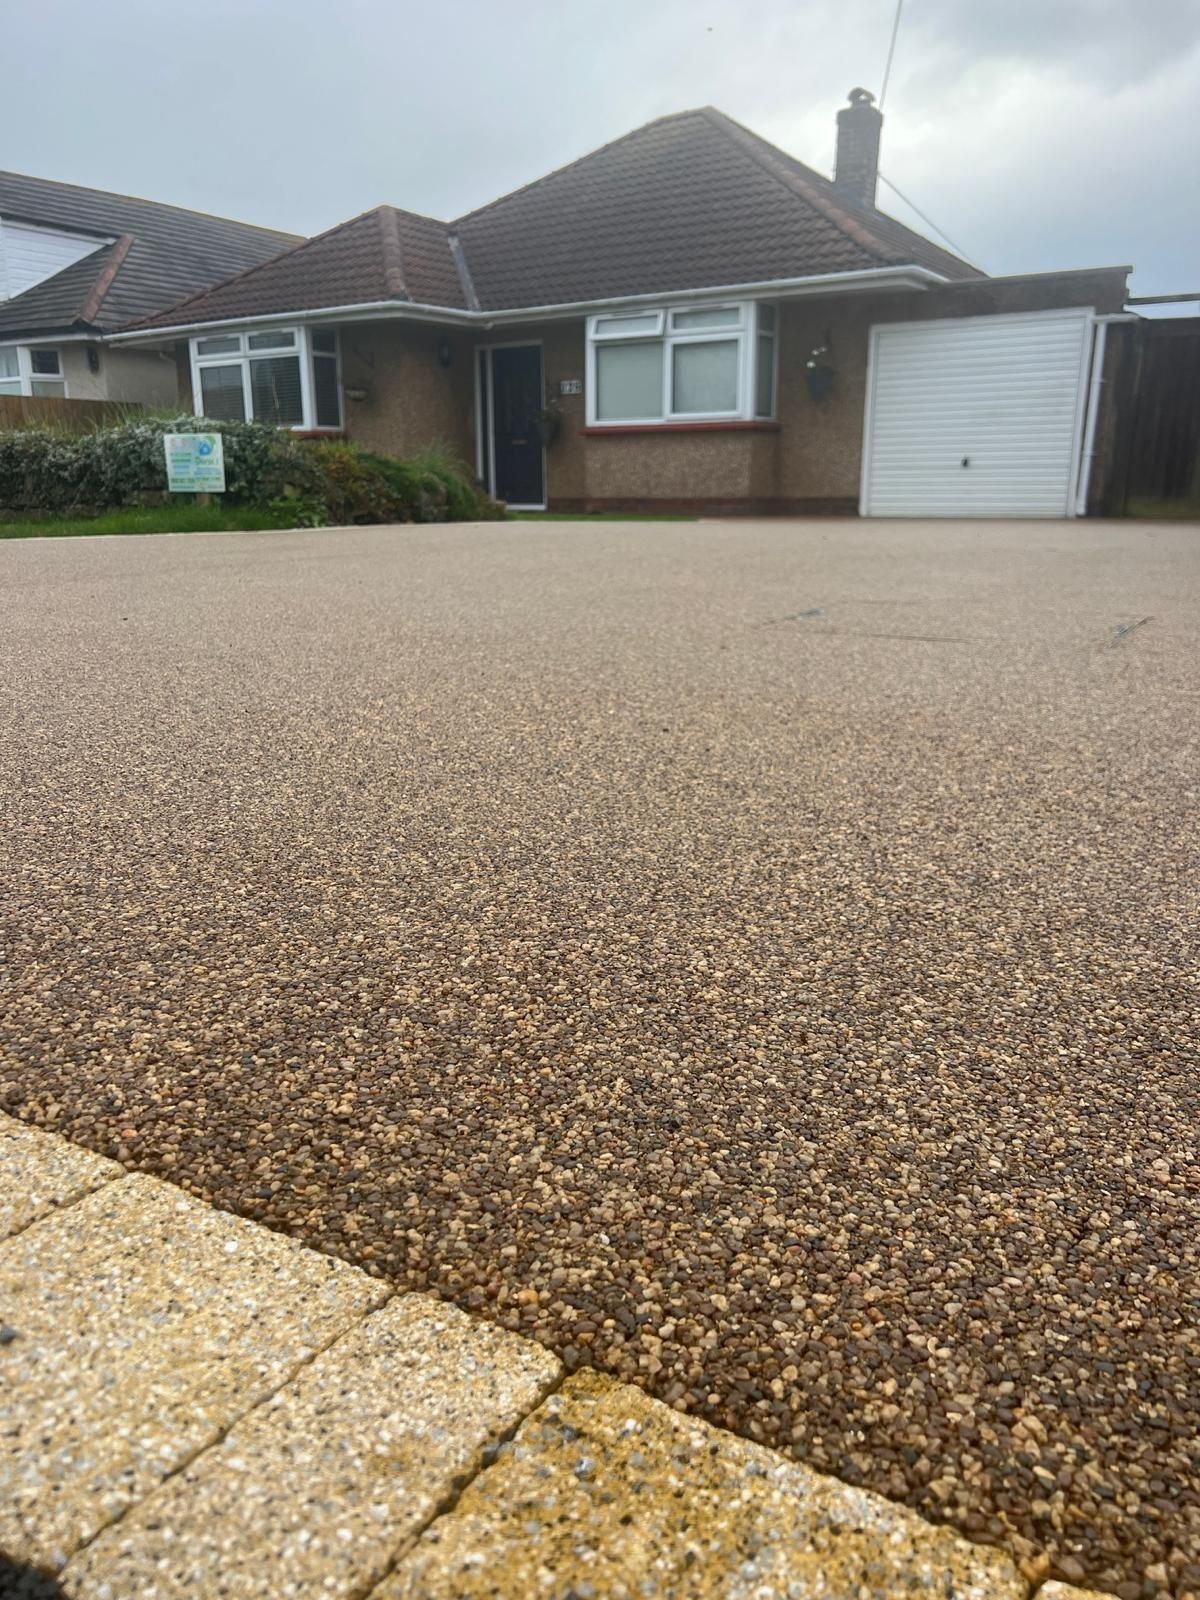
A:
<box><xmin>0</xmin><ymin>504</ymin><xmax>300</xmax><ymax>540</ymax></box>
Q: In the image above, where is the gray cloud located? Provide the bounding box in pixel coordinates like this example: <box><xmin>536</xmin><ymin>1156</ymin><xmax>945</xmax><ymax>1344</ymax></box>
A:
<box><xmin>4</xmin><ymin>0</ymin><xmax>1197</xmax><ymax>296</ymax></box>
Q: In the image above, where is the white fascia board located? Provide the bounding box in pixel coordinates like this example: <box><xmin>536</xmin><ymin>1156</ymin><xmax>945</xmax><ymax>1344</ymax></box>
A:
<box><xmin>106</xmin><ymin>266</ymin><xmax>944</xmax><ymax>345</ymax></box>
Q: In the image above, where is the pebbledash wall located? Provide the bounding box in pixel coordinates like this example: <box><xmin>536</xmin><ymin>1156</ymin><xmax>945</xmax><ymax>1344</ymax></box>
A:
<box><xmin>169</xmin><ymin>266</ymin><xmax>1127</xmax><ymax>513</ymax></box>
<box><xmin>518</xmin><ymin>267</ymin><xmax>1128</xmax><ymax>515</ymax></box>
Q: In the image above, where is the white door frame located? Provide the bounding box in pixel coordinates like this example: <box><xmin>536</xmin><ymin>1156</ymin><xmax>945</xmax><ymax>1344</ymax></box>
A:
<box><xmin>475</xmin><ymin>340</ymin><xmax>547</xmax><ymax>510</ymax></box>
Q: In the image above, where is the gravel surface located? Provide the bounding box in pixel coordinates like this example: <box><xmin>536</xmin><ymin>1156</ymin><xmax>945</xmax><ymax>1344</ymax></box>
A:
<box><xmin>1</xmin><ymin>518</ymin><xmax>1197</xmax><ymax>1597</ymax></box>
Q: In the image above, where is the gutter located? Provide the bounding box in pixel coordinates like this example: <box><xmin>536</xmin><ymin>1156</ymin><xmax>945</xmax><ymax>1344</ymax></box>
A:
<box><xmin>106</xmin><ymin>264</ymin><xmax>946</xmax><ymax>344</ymax></box>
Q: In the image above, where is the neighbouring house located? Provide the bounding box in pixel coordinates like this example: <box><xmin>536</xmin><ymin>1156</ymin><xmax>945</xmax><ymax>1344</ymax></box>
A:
<box><xmin>109</xmin><ymin>93</ymin><xmax>1134</xmax><ymax>518</ymax></box>
<box><xmin>0</xmin><ymin>171</ymin><xmax>298</xmax><ymax>409</ymax></box>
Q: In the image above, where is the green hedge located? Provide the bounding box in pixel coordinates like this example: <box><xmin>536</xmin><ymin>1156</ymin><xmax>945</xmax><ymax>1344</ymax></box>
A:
<box><xmin>0</xmin><ymin>415</ymin><xmax>504</xmax><ymax>525</ymax></box>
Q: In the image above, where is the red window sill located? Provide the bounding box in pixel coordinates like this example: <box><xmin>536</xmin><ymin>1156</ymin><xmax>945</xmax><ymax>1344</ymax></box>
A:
<box><xmin>580</xmin><ymin>420</ymin><xmax>780</xmax><ymax>437</ymax></box>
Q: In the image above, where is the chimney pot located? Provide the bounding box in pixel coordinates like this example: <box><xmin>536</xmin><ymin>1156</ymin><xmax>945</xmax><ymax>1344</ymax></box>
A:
<box><xmin>834</xmin><ymin>86</ymin><xmax>882</xmax><ymax>210</ymax></box>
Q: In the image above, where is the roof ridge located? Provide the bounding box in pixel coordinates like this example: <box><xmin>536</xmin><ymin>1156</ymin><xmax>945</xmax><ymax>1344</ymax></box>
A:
<box><xmin>377</xmin><ymin>206</ymin><xmax>409</xmax><ymax>299</ymax></box>
<box><xmin>698</xmin><ymin>109</ymin><xmax>897</xmax><ymax>267</ymax></box>
<box><xmin>452</xmin><ymin>108</ymin><xmax>715</xmax><ymax>227</ymax></box>
<box><xmin>448</xmin><ymin>233</ymin><xmax>480</xmax><ymax>312</ymax></box>
<box><xmin>0</xmin><ymin>168</ymin><xmax>299</xmax><ymax>244</ymax></box>
<box><xmin>77</xmin><ymin>234</ymin><xmax>134</xmax><ymax>324</ymax></box>
<box><xmin>120</xmin><ymin>207</ymin><xmax>389</xmax><ymax>331</ymax></box>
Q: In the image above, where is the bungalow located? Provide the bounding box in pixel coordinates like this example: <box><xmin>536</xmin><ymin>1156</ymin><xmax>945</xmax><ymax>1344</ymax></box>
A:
<box><xmin>112</xmin><ymin>94</ymin><xmax>1132</xmax><ymax>519</ymax></box>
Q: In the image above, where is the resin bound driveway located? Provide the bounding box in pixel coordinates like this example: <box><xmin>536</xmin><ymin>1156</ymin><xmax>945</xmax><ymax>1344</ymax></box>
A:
<box><xmin>1</xmin><ymin>517</ymin><xmax>1197</xmax><ymax>1598</ymax></box>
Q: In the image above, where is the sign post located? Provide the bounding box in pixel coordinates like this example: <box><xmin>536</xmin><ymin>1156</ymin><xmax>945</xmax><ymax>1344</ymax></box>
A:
<box><xmin>163</xmin><ymin>432</ymin><xmax>226</xmax><ymax>496</ymax></box>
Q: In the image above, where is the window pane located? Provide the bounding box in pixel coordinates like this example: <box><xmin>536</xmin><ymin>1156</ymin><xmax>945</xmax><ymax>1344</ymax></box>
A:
<box><xmin>30</xmin><ymin>380</ymin><xmax>66</xmax><ymax>397</ymax></box>
<box><xmin>311</xmin><ymin>329</ymin><xmax>337</xmax><ymax>354</ymax></box>
<box><xmin>0</xmin><ymin>380</ymin><xmax>20</xmax><ymax>395</ymax></box>
<box><xmin>250</xmin><ymin>354</ymin><xmax>304</xmax><ymax>425</ymax></box>
<box><xmin>593</xmin><ymin>312</ymin><xmax>662</xmax><ymax>339</ymax></box>
<box><xmin>671</xmin><ymin>306</ymin><xmax>739</xmax><ymax>330</ymax></box>
<box><xmin>0</xmin><ymin>349</ymin><xmax>19</xmax><ymax>379</ymax></box>
<box><xmin>595</xmin><ymin>341</ymin><xmax>663</xmax><ymax>420</ymax></box>
<box><xmin>672</xmin><ymin>339</ymin><xmax>738</xmax><ymax>414</ymax></box>
<box><xmin>313</xmin><ymin>354</ymin><xmax>340</xmax><ymax>427</ymax></box>
<box><xmin>196</xmin><ymin>335</ymin><xmax>241</xmax><ymax>356</ymax></box>
<box><xmin>757</xmin><ymin>304</ymin><xmax>777</xmax><ymax>333</ymax></box>
<box><xmin>247</xmin><ymin>330</ymin><xmax>296</xmax><ymax>350</ymax></box>
<box><xmin>199</xmin><ymin>363</ymin><xmax>247</xmax><ymax>421</ymax></box>
<box><xmin>30</xmin><ymin>349</ymin><xmax>61</xmax><ymax>374</ymax></box>
<box><xmin>755</xmin><ymin>334</ymin><xmax>776</xmax><ymax>417</ymax></box>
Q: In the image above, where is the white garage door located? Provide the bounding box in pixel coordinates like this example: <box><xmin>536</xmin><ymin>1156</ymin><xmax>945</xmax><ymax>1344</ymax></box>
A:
<box><xmin>861</xmin><ymin>310</ymin><xmax>1095</xmax><ymax>518</ymax></box>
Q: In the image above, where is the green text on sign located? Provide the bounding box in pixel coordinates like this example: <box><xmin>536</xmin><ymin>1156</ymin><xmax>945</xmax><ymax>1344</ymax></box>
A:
<box><xmin>164</xmin><ymin>433</ymin><xmax>226</xmax><ymax>493</ymax></box>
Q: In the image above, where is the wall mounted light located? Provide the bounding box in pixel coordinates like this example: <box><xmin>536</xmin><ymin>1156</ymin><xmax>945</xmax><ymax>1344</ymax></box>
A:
<box><xmin>87</xmin><ymin>345</ymin><xmax>101</xmax><ymax>374</ymax></box>
<box><xmin>437</xmin><ymin>336</ymin><xmax>452</xmax><ymax>368</ymax></box>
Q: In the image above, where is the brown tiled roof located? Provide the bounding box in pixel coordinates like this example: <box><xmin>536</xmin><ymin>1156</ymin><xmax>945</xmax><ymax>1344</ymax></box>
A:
<box><xmin>131</xmin><ymin>206</ymin><xmax>467</xmax><ymax>330</ymax></box>
<box><xmin>0</xmin><ymin>170</ymin><xmax>299</xmax><ymax>335</ymax></box>
<box><xmin>125</xmin><ymin>107</ymin><xmax>983</xmax><ymax>332</ymax></box>
<box><xmin>454</xmin><ymin>108</ymin><xmax>981</xmax><ymax>311</ymax></box>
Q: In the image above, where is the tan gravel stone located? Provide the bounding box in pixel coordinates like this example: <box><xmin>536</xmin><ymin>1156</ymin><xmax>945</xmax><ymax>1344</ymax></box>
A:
<box><xmin>379</xmin><ymin>1368</ymin><xmax>1026</xmax><ymax>1599</ymax></box>
<box><xmin>1036</xmin><ymin>1586</ymin><xmax>1117</xmax><ymax>1600</ymax></box>
<box><xmin>3</xmin><ymin>518</ymin><xmax>1197</xmax><ymax>1590</ymax></box>
<box><xmin>63</xmin><ymin>1293</ymin><xmax>560</xmax><ymax>1599</ymax></box>
<box><xmin>0</xmin><ymin>1174</ymin><xmax>385</xmax><ymax>1570</ymax></box>
<box><xmin>0</xmin><ymin>1111</ymin><xmax>120</xmax><ymax>1241</ymax></box>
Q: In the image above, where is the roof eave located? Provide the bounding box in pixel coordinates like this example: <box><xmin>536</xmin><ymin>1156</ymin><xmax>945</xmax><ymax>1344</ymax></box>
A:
<box><xmin>107</xmin><ymin>265</ymin><xmax>946</xmax><ymax>343</ymax></box>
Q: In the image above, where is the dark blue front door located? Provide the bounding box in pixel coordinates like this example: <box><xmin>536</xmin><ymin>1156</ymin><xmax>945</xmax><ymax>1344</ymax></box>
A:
<box><xmin>490</xmin><ymin>345</ymin><xmax>544</xmax><ymax>507</ymax></box>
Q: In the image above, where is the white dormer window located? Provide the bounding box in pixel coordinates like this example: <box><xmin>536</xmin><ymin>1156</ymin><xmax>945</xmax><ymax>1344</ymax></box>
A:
<box><xmin>0</xmin><ymin>219</ymin><xmax>112</xmax><ymax>302</ymax></box>
<box><xmin>0</xmin><ymin>345</ymin><xmax>66</xmax><ymax>397</ymax></box>
<box><xmin>585</xmin><ymin>301</ymin><xmax>777</xmax><ymax>426</ymax></box>
<box><xmin>189</xmin><ymin>326</ymin><xmax>342</xmax><ymax>430</ymax></box>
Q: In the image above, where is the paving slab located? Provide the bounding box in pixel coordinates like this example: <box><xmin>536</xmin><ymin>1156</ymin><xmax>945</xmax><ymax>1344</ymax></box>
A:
<box><xmin>379</xmin><ymin>1367</ymin><xmax>1026</xmax><ymax>1599</ymax></box>
<box><xmin>63</xmin><ymin>1294</ymin><xmax>561</xmax><ymax>1599</ymax></box>
<box><xmin>0</xmin><ymin>1173</ymin><xmax>385</xmax><ymax>1571</ymax></box>
<box><xmin>0</xmin><ymin>1112</ymin><xmax>121</xmax><ymax>1242</ymax></box>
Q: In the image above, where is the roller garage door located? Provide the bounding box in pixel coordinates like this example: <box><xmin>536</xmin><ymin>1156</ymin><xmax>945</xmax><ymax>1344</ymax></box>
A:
<box><xmin>861</xmin><ymin>310</ymin><xmax>1095</xmax><ymax>517</ymax></box>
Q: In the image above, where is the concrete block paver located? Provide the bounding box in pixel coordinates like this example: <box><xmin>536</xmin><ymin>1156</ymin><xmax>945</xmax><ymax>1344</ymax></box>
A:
<box><xmin>378</xmin><ymin>1367</ymin><xmax>1026</xmax><ymax>1599</ymax></box>
<box><xmin>63</xmin><ymin>1294</ymin><xmax>561</xmax><ymax>1599</ymax></box>
<box><xmin>0</xmin><ymin>1112</ymin><xmax>121</xmax><ymax>1242</ymax></box>
<box><xmin>0</xmin><ymin>1173</ymin><xmax>385</xmax><ymax>1571</ymax></box>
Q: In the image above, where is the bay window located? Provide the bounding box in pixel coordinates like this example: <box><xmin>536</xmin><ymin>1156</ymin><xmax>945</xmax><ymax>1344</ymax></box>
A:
<box><xmin>0</xmin><ymin>345</ymin><xmax>66</xmax><ymax>398</ymax></box>
<box><xmin>190</xmin><ymin>326</ymin><xmax>341</xmax><ymax>430</ymax></box>
<box><xmin>586</xmin><ymin>301</ymin><xmax>777</xmax><ymax>425</ymax></box>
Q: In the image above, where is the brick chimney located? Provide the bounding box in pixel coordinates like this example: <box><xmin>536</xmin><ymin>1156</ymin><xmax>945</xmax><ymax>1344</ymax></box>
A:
<box><xmin>834</xmin><ymin>87</ymin><xmax>882</xmax><ymax>209</ymax></box>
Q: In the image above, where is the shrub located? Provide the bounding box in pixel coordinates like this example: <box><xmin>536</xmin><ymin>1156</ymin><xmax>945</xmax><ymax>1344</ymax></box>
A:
<box><xmin>0</xmin><ymin>415</ymin><xmax>504</xmax><ymax>525</ymax></box>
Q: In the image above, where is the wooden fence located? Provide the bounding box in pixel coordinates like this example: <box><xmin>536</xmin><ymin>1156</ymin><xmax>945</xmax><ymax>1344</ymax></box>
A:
<box><xmin>0</xmin><ymin>395</ymin><xmax>143</xmax><ymax>432</ymax></box>
<box><xmin>1094</xmin><ymin>318</ymin><xmax>1200</xmax><ymax>517</ymax></box>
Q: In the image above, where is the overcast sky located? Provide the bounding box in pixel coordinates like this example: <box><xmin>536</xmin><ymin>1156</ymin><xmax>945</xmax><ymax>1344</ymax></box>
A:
<box><xmin>6</xmin><ymin>0</ymin><xmax>1199</xmax><ymax>298</ymax></box>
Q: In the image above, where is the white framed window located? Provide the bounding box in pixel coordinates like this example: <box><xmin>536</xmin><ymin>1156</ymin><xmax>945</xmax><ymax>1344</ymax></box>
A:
<box><xmin>0</xmin><ymin>344</ymin><xmax>67</xmax><ymax>398</ymax></box>
<box><xmin>585</xmin><ymin>301</ymin><xmax>777</xmax><ymax>426</ymax></box>
<box><xmin>189</xmin><ymin>326</ymin><xmax>342</xmax><ymax>431</ymax></box>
